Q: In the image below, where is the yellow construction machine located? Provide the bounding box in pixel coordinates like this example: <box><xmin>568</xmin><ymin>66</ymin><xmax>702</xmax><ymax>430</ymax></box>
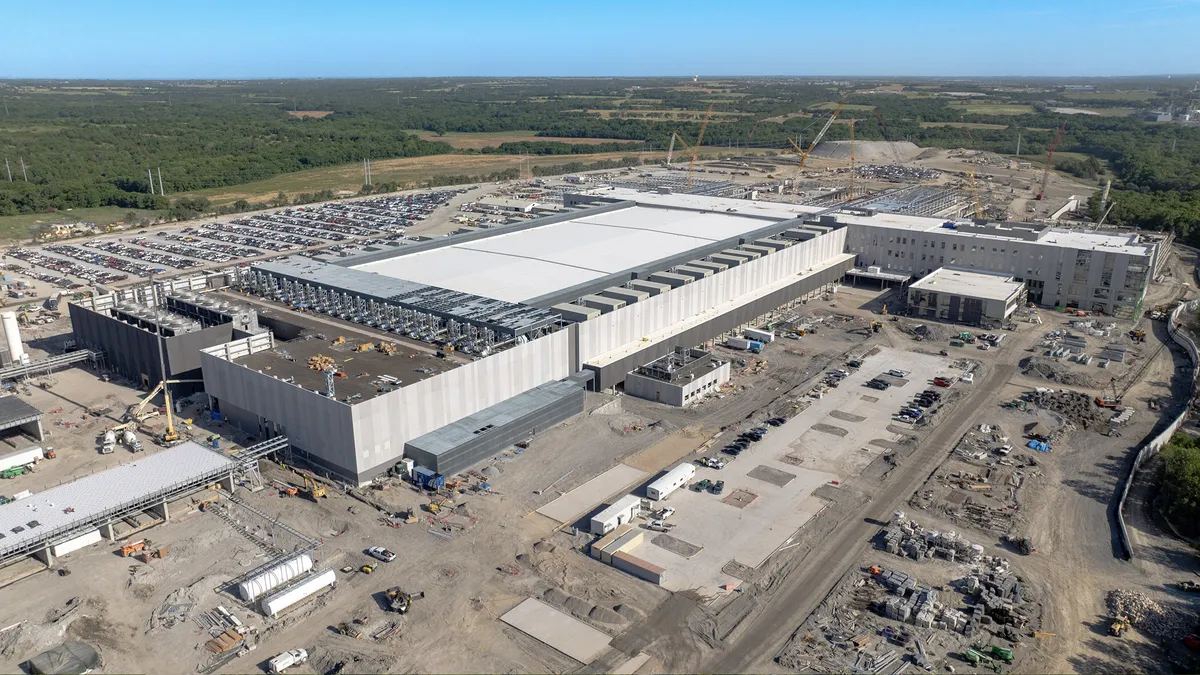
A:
<box><xmin>332</xmin><ymin>336</ymin><xmax>345</xmax><ymax>345</ymax></box>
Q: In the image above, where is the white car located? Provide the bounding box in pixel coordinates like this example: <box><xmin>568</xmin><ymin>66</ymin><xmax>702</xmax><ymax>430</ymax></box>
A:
<box><xmin>660</xmin><ymin>507</ymin><xmax>676</xmax><ymax>519</ymax></box>
<box><xmin>367</xmin><ymin>546</ymin><xmax>396</xmax><ymax>562</ymax></box>
<box><xmin>887</xmin><ymin>369</ymin><xmax>909</xmax><ymax>378</ymax></box>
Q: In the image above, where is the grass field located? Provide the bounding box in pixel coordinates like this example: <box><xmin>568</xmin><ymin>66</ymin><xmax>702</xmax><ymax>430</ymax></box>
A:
<box><xmin>1063</xmin><ymin>91</ymin><xmax>1157</xmax><ymax>101</ymax></box>
<box><xmin>286</xmin><ymin>110</ymin><xmax>334</xmax><ymax>119</ymax></box>
<box><xmin>0</xmin><ymin>207</ymin><xmax>161</xmax><ymax>243</ymax></box>
<box><xmin>1049</xmin><ymin>106</ymin><xmax>1134</xmax><ymax>117</ymax></box>
<box><xmin>919</xmin><ymin>122</ymin><xmax>1009</xmax><ymax>129</ymax></box>
<box><xmin>948</xmin><ymin>103</ymin><xmax>1035</xmax><ymax>115</ymax></box>
<box><xmin>404</xmin><ymin>130</ymin><xmax>641</xmax><ymax>150</ymax></box>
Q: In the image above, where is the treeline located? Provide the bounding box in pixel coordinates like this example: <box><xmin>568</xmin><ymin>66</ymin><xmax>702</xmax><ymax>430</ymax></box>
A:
<box><xmin>1161</xmin><ymin>433</ymin><xmax>1200</xmax><ymax>537</ymax></box>
<box><xmin>481</xmin><ymin>141</ymin><xmax>634</xmax><ymax>155</ymax></box>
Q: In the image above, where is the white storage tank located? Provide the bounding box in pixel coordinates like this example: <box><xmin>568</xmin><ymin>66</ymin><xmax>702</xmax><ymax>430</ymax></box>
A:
<box><xmin>238</xmin><ymin>554</ymin><xmax>315</xmax><ymax>601</ymax></box>
<box><xmin>646</xmin><ymin>463</ymin><xmax>697</xmax><ymax>501</ymax></box>
<box><xmin>1</xmin><ymin>311</ymin><xmax>26</xmax><ymax>364</ymax></box>
<box><xmin>260</xmin><ymin>568</ymin><xmax>335</xmax><ymax>617</ymax></box>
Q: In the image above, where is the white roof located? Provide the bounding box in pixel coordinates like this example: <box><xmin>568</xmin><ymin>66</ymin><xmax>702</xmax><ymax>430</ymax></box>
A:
<box><xmin>909</xmin><ymin>268</ymin><xmax>1024</xmax><ymax>301</ymax></box>
<box><xmin>353</xmin><ymin>203</ymin><xmax>795</xmax><ymax>303</ymax></box>
<box><xmin>588</xmin><ymin>187</ymin><xmax>827</xmax><ymax>219</ymax></box>
<box><xmin>0</xmin><ymin>442</ymin><xmax>235</xmax><ymax>557</ymax></box>
<box><xmin>592</xmin><ymin>494</ymin><xmax>642</xmax><ymax>523</ymax></box>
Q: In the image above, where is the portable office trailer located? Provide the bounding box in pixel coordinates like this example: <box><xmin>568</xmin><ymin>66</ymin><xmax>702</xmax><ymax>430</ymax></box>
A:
<box><xmin>589</xmin><ymin>494</ymin><xmax>642</xmax><ymax>535</ymax></box>
<box><xmin>552</xmin><ymin>303</ymin><xmax>600</xmax><ymax>323</ymax></box>
<box><xmin>580</xmin><ymin>294</ymin><xmax>626</xmax><ymax>314</ymax></box>
<box><xmin>598</xmin><ymin>528</ymin><xmax>644</xmax><ymax>564</ymax></box>
<box><xmin>628</xmin><ymin>280</ymin><xmax>672</xmax><ymax>297</ymax></box>
<box><xmin>646</xmin><ymin>463</ymin><xmax>696</xmax><ymax>500</ymax></box>
<box><xmin>0</xmin><ymin>446</ymin><xmax>43</xmax><ymax>473</ymax></box>
<box><xmin>673</xmin><ymin>265</ymin><xmax>713</xmax><ymax>281</ymax></box>
<box><xmin>647</xmin><ymin>272</ymin><xmax>692</xmax><ymax>288</ymax></box>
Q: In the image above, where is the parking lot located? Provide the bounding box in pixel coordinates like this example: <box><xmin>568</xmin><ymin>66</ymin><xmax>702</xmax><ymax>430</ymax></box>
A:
<box><xmin>618</xmin><ymin>347</ymin><xmax>958</xmax><ymax>597</ymax></box>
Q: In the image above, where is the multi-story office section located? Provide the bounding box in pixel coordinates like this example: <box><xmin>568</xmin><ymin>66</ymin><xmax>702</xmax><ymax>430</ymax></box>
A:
<box><xmin>837</xmin><ymin>213</ymin><xmax>1161</xmax><ymax>315</ymax></box>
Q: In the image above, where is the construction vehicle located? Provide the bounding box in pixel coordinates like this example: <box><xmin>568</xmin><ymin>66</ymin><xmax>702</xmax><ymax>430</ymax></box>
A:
<box><xmin>1128</xmin><ymin>329</ymin><xmax>1146</xmax><ymax>343</ymax></box>
<box><xmin>880</xmin><ymin>303</ymin><xmax>888</xmax><ymax>315</ymax></box>
<box><xmin>332</xmin><ymin>336</ymin><xmax>345</xmax><ymax>346</ymax></box>
<box><xmin>425</xmin><ymin>496</ymin><xmax>453</xmax><ymax>514</ymax></box>
<box><xmin>301</xmin><ymin>474</ymin><xmax>326</xmax><ymax>500</ymax></box>
<box><xmin>354</xmin><ymin>343</ymin><xmax>372</xmax><ymax>352</ymax></box>
<box><xmin>1</xmin><ymin>467</ymin><xmax>26</xmax><ymax>479</ymax></box>
<box><xmin>377</xmin><ymin>341</ymin><xmax>398</xmax><ymax>355</ymax></box>
<box><xmin>272</xmin><ymin>480</ymin><xmax>299</xmax><ymax>496</ymax></box>
<box><xmin>1180</xmin><ymin>580</ymin><xmax>1200</xmax><ymax>592</ymax></box>
<box><xmin>1095</xmin><ymin>381</ymin><xmax>1123</xmax><ymax>408</ymax></box>
<box><xmin>870</xmin><ymin>321</ymin><xmax>882</xmax><ymax>333</ymax></box>
<box><xmin>268</xmin><ymin>648</ymin><xmax>308</xmax><ymax>674</ymax></box>
<box><xmin>335</xmin><ymin>622</ymin><xmax>362</xmax><ymax>639</ymax></box>
<box><xmin>1036</xmin><ymin>123</ymin><xmax>1067</xmax><ymax>200</ymax></box>
<box><xmin>360</xmin><ymin>562</ymin><xmax>378</xmax><ymax>574</ymax></box>
<box><xmin>975</xmin><ymin>644</ymin><xmax>1014</xmax><ymax>664</ymax></box>
<box><xmin>1110</xmin><ymin>615</ymin><xmax>1131</xmax><ymax>637</ymax></box>
<box><xmin>385</xmin><ymin>586</ymin><xmax>425</xmax><ymax>614</ymax></box>
<box><xmin>1002</xmin><ymin>534</ymin><xmax>1036</xmax><ymax>555</ymax></box>
<box><xmin>120</xmin><ymin>539</ymin><xmax>150</xmax><ymax>557</ymax></box>
<box><xmin>965</xmin><ymin>649</ymin><xmax>992</xmax><ymax>667</ymax></box>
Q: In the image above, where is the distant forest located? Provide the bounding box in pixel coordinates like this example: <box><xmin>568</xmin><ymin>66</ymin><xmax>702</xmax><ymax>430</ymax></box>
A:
<box><xmin>1</xmin><ymin>77</ymin><xmax>1198</xmax><ymax>245</ymax></box>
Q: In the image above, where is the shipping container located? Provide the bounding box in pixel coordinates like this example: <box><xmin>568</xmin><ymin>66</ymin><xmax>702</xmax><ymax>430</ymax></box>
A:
<box><xmin>238</xmin><ymin>554</ymin><xmax>315</xmax><ymax>601</ymax></box>
<box><xmin>0</xmin><ymin>446</ymin><xmax>43</xmax><ymax>473</ymax></box>
<box><xmin>725</xmin><ymin>338</ymin><xmax>751</xmax><ymax>350</ymax></box>
<box><xmin>260</xmin><ymin>569</ymin><xmax>335</xmax><ymax>617</ymax></box>
<box><xmin>589</xmin><ymin>523</ymin><xmax>634</xmax><ymax>559</ymax></box>
<box><xmin>611</xmin><ymin>550</ymin><xmax>666</xmax><ymax>585</ymax></box>
<box><xmin>744</xmin><ymin>328</ymin><xmax>775</xmax><ymax>344</ymax></box>
<box><xmin>598</xmin><ymin>529</ymin><xmax>644</xmax><ymax>564</ymax></box>
<box><xmin>646</xmin><ymin>463</ymin><xmax>696</xmax><ymax>501</ymax></box>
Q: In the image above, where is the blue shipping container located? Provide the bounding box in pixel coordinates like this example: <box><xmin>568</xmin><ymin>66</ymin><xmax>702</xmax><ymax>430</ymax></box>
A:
<box><xmin>748</xmin><ymin>341</ymin><xmax>764</xmax><ymax>353</ymax></box>
<box><xmin>412</xmin><ymin>466</ymin><xmax>445</xmax><ymax>490</ymax></box>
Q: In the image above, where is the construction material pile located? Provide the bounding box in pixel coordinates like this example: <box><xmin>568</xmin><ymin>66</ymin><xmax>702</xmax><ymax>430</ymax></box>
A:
<box><xmin>1020</xmin><ymin>356</ymin><xmax>1099</xmax><ymax>388</ymax></box>
<box><xmin>1023</xmin><ymin>389</ymin><xmax>1108</xmax><ymax>429</ymax></box>
<box><xmin>1106</xmin><ymin>589</ymin><xmax>1196</xmax><ymax>639</ymax></box>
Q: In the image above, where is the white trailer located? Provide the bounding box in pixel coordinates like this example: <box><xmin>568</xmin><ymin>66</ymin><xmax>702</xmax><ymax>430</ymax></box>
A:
<box><xmin>590</xmin><ymin>494</ymin><xmax>642</xmax><ymax>535</ymax></box>
<box><xmin>744</xmin><ymin>328</ymin><xmax>775</xmax><ymax>343</ymax></box>
<box><xmin>646</xmin><ymin>463</ymin><xmax>696</xmax><ymax>501</ymax></box>
<box><xmin>260</xmin><ymin>569</ymin><xmax>335</xmax><ymax>617</ymax></box>
<box><xmin>0</xmin><ymin>446</ymin><xmax>42</xmax><ymax>473</ymax></box>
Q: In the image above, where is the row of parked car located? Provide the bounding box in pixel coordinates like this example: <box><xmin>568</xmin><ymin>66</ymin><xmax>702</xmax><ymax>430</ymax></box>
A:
<box><xmin>898</xmin><ymin>388</ymin><xmax>944</xmax><ymax>422</ymax></box>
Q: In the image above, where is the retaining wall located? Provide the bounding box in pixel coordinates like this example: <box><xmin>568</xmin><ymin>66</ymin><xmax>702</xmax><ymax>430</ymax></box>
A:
<box><xmin>1115</xmin><ymin>298</ymin><xmax>1199</xmax><ymax>560</ymax></box>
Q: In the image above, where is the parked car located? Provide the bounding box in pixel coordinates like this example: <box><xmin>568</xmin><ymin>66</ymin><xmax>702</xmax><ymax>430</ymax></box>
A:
<box><xmin>867</xmin><ymin>380</ymin><xmax>890</xmax><ymax>390</ymax></box>
<box><xmin>847</xmin><ymin>359</ymin><xmax>863</xmax><ymax>368</ymax></box>
<box><xmin>694</xmin><ymin>479</ymin><xmax>714</xmax><ymax>492</ymax></box>
<box><xmin>367</xmin><ymin>546</ymin><xmax>396</xmax><ymax>562</ymax></box>
<box><xmin>721</xmin><ymin>446</ymin><xmax>742</xmax><ymax>456</ymax></box>
<box><xmin>660</xmin><ymin>507</ymin><xmax>676</xmax><ymax>519</ymax></box>
<box><xmin>887</xmin><ymin>369</ymin><xmax>909</xmax><ymax>378</ymax></box>
<box><xmin>709</xmin><ymin>480</ymin><xmax>725</xmax><ymax>495</ymax></box>
<box><xmin>933</xmin><ymin>377</ymin><xmax>953</xmax><ymax>387</ymax></box>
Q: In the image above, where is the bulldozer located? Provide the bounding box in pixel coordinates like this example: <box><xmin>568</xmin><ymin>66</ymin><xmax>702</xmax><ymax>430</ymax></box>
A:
<box><xmin>1129</xmin><ymin>329</ymin><xmax>1146</xmax><ymax>343</ymax></box>
<box><xmin>336</xmin><ymin>622</ymin><xmax>362</xmax><ymax>639</ymax></box>
<box><xmin>332</xmin><ymin>336</ymin><xmax>345</xmax><ymax>346</ymax></box>
<box><xmin>385</xmin><ymin>587</ymin><xmax>425</xmax><ymax>614</ymax></box>
<box><xmin>1110</xmin><ymin>615</ymin><xmax>1131</xmax><ymax>637</ymax></box>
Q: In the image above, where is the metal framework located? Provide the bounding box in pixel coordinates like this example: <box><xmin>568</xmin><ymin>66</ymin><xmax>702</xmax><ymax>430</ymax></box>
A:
<box><xmin>0</xmin><ymin>350</ymin><xmax>104</xmax><ymax>383</ymax></box>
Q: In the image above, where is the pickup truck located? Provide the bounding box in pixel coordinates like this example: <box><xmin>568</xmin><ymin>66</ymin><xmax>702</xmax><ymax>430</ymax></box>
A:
<box><xmin>269</xmin><ymin>649</ymin><xmax>308</xmax><ymax>673</ymax></box>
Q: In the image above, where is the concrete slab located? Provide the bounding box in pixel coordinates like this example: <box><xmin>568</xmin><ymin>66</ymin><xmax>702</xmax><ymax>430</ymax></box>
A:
<box><xmin>613</xmin><ymin>652</ymin><xmax>652</xmax><ymax>674</ymax></box>
<box><xmin>619</xmin><ymin>347</ymin><xmax>955</xmax><ymax>596</ymax></box>
<box><xmin>500</xmin><ymin>598</ymin><xmax>613</xmax><ymax>663</ymax></box>
<box><xmin>536</xmin><ymin>464</ymin><xmax>648</xmax><ymax>523</ymax></box>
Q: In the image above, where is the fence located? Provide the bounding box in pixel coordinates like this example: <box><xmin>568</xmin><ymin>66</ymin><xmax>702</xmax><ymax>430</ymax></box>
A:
<box><xmin>1115</xmin><ymin>299</ymin><xmax>1200</xmax><ymax>560</ymax></box>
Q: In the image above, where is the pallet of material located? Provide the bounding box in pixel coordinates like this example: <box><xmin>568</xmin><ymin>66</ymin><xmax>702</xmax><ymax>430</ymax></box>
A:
<box><xmin>204</xmin><ymin>629</ymin><xmax>244</xmax><ymax>654</ymax></box>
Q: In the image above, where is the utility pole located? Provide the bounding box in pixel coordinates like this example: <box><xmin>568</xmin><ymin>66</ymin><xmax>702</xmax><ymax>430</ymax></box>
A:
<box><xmin>1015</xmin><ymin>133</ymin><xmax>1021</xmax><ymax>156</ymax></box>
<box><xmin>18</xmin><ymin>158</ymin><xmax>27</xmax><ymax>182</ymax></box>
<box><xmin>4</xmin><ymin>158</ymin><xmax>10</xmax><ymax>182</ymax></box>
<box><xmin>367</xmin><ymin>158</ymin><xmax>372</xmax><ymax>185</ymax></box>
<box><xmin>363</xmin><ymin>158</ymin><xmax>368</xmax><ymax>185</ymax></box>
<box><xmin>2</xmin><ymin>97</ymin><xmax>7</xmax><ymax>116</ymax></box>
<box><xmin>149</xmin><ymin>169</ymin><xmax>156</xmax><ymax>194</ymax></box>
<box><xmin>157</xmin><ymin>167</ymin><xmax>165</xmax><ymax>196</ymax></box>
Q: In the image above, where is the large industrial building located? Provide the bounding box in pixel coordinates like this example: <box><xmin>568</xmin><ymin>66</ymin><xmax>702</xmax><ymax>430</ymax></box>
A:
<box><xmin>67</xmin><ymin>187</ymin><xmax>1166</xmax><ymax>487</ymax></box>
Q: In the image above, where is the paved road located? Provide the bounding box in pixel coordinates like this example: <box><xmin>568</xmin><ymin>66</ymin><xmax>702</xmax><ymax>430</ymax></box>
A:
<box><xmin>705</xmin><ymin>362</ymin><xmax>1017</xmax><ymax>673</ymax></box>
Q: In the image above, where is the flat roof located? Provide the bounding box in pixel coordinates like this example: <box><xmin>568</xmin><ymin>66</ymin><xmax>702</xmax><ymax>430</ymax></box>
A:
<box><xmin>0</xmin><ymin>396</ymin><xmax>42</xmax><ymax>430</ymax></box>
<box><xmin>351</xmin><ymin>201</ymin><xmax>805</xmax><ymax>303</ymax></box>
<box><xmin>235</xmin><ymin>331</ymin><xmax>456</xmax><ymax>402</ymax></box>
<box><xmin>0</xmin><ymin>442</ymin><xmax>234</xmax><ymax>557</ymax></box>
<box><xmin>909</xmin><ymin>267</ymin><xmax>1025</xmax><ymax>301</ymax></box>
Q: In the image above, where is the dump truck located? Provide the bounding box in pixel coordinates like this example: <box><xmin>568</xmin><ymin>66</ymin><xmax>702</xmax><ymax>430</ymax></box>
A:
<box><xmin>385</xmin><ymin>587</ymin><xmax>424</xmax><ymax>614</ymax></box>
<box><xmin>268</xmin><ymin>648</ymin><xmax>308</xmax><ymax>673</ymax></box>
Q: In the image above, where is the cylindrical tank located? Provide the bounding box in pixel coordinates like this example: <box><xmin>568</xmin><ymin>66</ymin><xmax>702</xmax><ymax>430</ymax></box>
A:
<box><xmin>103</xmin><ymin>430</ymin><xmax>116</xmax><ymax>445</ymax></box>
<box><xmin>122</xmin><ymin>430</ymin><xmax>137</xmax><ymax>445</ymax></box>
<box><xmin>1</xmin><ymin>312</ymin><xmax>24</xmax><ymax>364</ymax></box>
<box><xmin>237</xmin><ymin>554</ymin><xmax>314</xmax><ymax>601</ymax></box>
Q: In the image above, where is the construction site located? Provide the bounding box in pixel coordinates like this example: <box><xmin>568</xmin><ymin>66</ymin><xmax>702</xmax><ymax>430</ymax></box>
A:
<box><xmin>0</xmin><ymin>133</ymin><xmax>1193</xmax><ymax>675</ymax></box>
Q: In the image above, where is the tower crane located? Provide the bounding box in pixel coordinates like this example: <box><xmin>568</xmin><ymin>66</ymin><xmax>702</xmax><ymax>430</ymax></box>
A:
<box><xmin>1036</xmin><ymin>123</ymin><xmax>1067</xmax><ymax>201</ymax></box>
<box><xmin>687</xmin><ymin>104</ymin><xmax>714</xmax><ymax>188</ymax></box>
<box><xmin>790</xmin><ymin>103</ymin><xmax>844</xmax><ymax>192</ymax></box>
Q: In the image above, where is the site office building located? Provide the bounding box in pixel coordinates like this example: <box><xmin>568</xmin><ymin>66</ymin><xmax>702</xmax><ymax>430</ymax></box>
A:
<box><xmin>839</xmin><ymin>214</ymin><xmax>1163</xmax><ymax>315</ymax></box>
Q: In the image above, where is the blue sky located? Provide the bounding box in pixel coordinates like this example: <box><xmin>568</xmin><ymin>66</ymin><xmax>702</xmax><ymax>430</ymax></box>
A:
<box><xmin>6</xmin><ymin>0</ymin><xmax>1200</xmax><ymax>78</ymax></box>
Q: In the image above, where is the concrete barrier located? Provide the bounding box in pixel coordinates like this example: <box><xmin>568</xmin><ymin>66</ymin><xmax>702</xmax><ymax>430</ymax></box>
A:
<box><xmin>1115</xmin><ymin>299</ymin><xmax>1199</xmax><ymax>560</ymax></box>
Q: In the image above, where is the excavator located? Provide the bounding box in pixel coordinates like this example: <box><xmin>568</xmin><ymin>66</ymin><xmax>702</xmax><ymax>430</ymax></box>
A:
<box><xmin>286</xmin><ymin>467</ymin><xmax>327</xmax><ymax>500</ymax></box>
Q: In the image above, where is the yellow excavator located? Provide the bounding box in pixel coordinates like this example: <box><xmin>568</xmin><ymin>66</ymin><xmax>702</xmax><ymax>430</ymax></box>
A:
<box><xmin>288</xmin><ymin>468</ymin><xmax>326</xmax><ymax>500</ymax></box>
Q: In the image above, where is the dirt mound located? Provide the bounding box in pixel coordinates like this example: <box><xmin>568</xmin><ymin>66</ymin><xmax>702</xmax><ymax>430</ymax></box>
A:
<box><xmin>542</xmin><ymin>587</ymin><xmax>570</xmax><ymax>606</ymax></box>
<box><xmin>564</xmin><ymin>595</ymin><xmax>595</xmax><ymax>617</ymax></box>
<box><xmin>588</xmin><ymin>605</ymin><xmax>624</xmax><ymax>624</ymax></box>
<box><xmin>809</xmin><ymin>140</ymin><xmax>922</xmax><ymax>163</ymax></box>
<box><xmin>309</xmin><ymin>645</ymin><xmax>400</xmax><ymax>675</ymax></box>
<box><xmin>614</xmin><ymin>603</ymin><xmax>644</xmax><ymax>621</ymax></box>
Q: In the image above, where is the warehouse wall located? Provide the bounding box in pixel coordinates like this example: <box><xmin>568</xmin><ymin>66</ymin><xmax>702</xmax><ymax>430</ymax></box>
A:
<box><xmin>69</xmin><ymin>303</ymin><xmax>231</xmax><ymax>394</ymax></box>
<box><xmin>584</xmin><ymin>260</ymin><xmax>851</xmax><ymax>389</ymax></box>
<box><xmin>200</xmin><ymin>350</ymin><xmax>357</xmax><ymax>478</ymax></box>
<box><xmin>576</xmin><ymin>229</ymin><xmax>848</xmax><ymax>365</ymax></box>
<box><xmin>350</xmin><ymin>329</ymin><xmax>572</xmax><ymax>480</ymax></box>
